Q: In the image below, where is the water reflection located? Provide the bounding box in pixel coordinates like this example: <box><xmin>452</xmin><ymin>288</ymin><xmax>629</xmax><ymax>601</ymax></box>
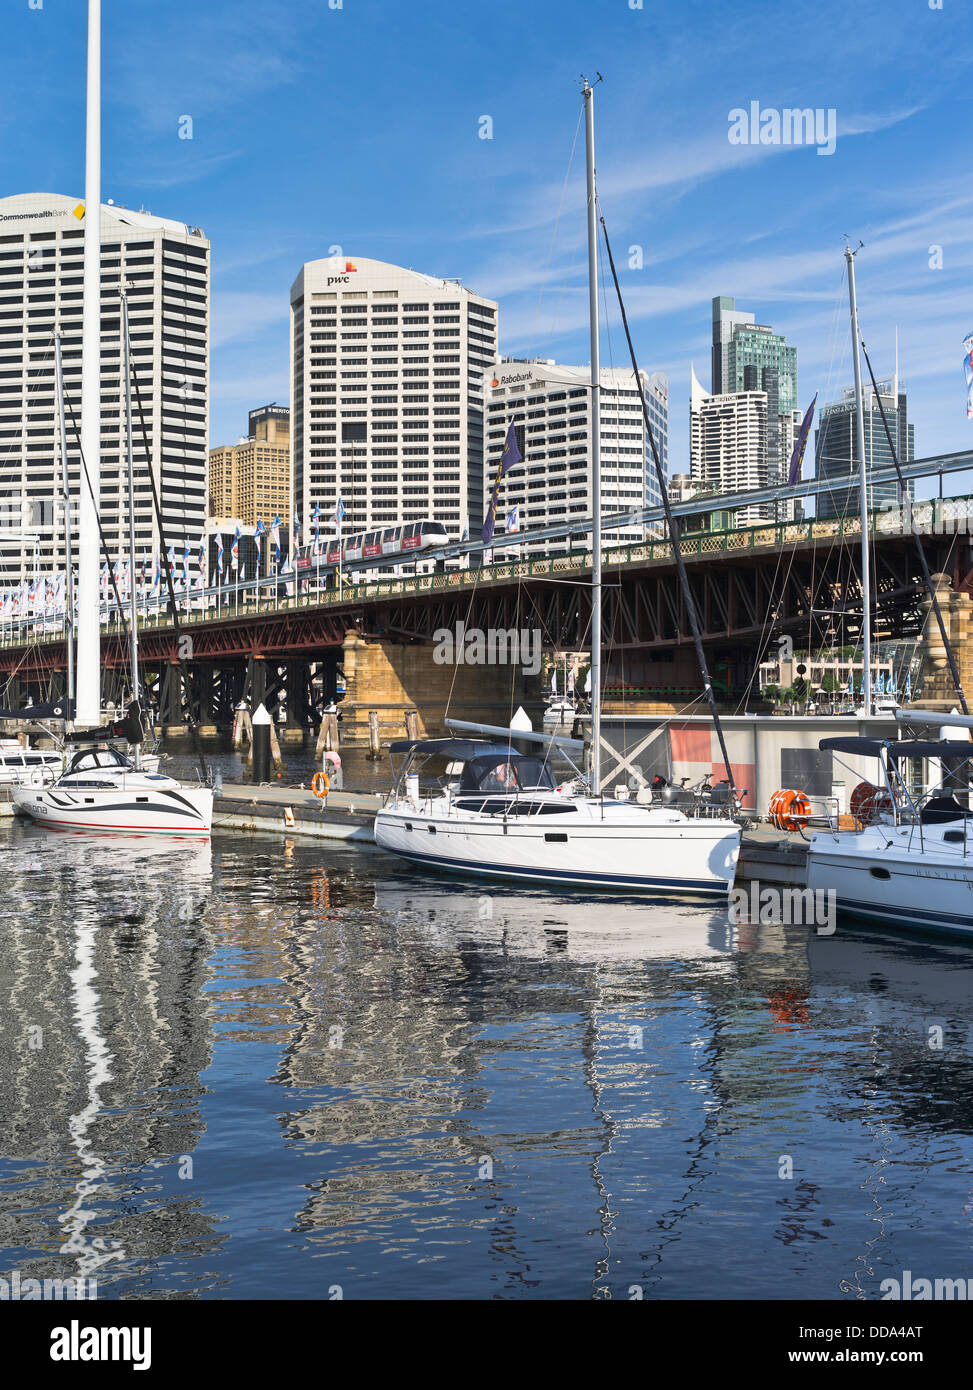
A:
<box><xmin>1</xmin><ymin>824</ymin><xmax>973</xmax><ymax>1299</ymax></box>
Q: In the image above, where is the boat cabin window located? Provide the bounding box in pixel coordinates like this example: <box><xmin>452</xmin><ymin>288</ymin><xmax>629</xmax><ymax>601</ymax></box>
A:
<box><xmin>460</xmin><ymin>755</ymin><xmax>556</xmax><ymax>793</ymax></box>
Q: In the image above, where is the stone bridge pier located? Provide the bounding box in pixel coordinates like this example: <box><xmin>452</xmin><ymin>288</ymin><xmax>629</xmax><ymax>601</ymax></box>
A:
<box><xmin>338</xmin><ymin>633</ymin><xmax>545</xmax><ymax>746</ymax></box>
<box><xmin>917</xmin><ymin>572</ymin><xmax>973</xmax><ymax>710</ymax></box>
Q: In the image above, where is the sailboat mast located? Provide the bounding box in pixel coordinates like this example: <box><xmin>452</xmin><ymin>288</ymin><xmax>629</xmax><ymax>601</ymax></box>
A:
<box><xmin>55</xmin><ymin>333</ymin><xmax>75</xmax><ymax>710</ymax></box>
<box><xmin>121</xmin><ymin>291</ymin><xmax>140</xmax><ymax>704</ymax></box>
<box><xmin>76</xmin><ymin>0</ymin><xmax>101</xmax><ymax>726</ymax></box>
<box><xmin>583</xmin><ymin>77</ymin><xmax>602</xmax><ymax>792</ymax></box>
<box><xmin>845</xmin><ymin>244</ymin><xmax>872</xmax><ymax>715</ymax></box>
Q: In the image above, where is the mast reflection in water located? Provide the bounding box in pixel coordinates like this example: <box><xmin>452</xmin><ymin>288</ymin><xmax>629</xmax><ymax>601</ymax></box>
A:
<box><xmin>2</xmin><ymin>821</ymin><xmax>973</xmax><ymax>1300</ymax></box>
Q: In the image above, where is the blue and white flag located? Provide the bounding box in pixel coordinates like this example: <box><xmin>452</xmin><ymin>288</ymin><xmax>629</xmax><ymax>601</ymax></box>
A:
<box><xmin>271</xmin><ymin>514</ymin><xmax>282</xmax><ymax>563</ymax></box>
<box><xmin>335</xmin><ymin>498</ymin><xmax>345</xmax><ymax>527</ymax></box>
<box><xmin>965</xmin><ymin>332</ymin><xmax>973</xmax><ymax>419</ymax></box>
<box><xmin>293</xmin><ymin>513</ymin><xmax>301</xmax><ymax>548</ymax></box>
<box><xmin>231</xmin><ymin>526</ymin><xmax>240</xmax><ymax>569</ymax></box>
<box><xmin>312</xmin><ymin>502</ymin><xmax>321</xmax><ymax>553</ymax></box>
<box><xmin>216</xmin><ymin>531</ymin><xmax>224</xmax><ymax>575</ymax></box>
<box><xmin>507</xmin><ymin>505</ymin><xmax>520</xmax><ymax>534</ymax></box>
<box><xmin>254</xmin><ymin>518</ymin><xmax>265</xmax><ymax>566</ymax></box>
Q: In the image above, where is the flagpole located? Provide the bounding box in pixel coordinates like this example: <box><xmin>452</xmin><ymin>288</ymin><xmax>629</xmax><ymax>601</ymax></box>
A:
<box><xmin>76</xmin><ymin>0</ymin><xmax>101</xmax><ymax>727</ymax></box>
<box><xmin>583</xmin><ymin>76</ymin><xmax>603</xmax><ymax>794</ymax></box>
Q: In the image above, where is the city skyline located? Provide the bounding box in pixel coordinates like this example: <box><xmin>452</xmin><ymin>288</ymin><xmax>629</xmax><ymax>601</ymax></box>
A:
<box><xmin>1</xmin><ymin>0</ymin><xmax>970</xmax><ymax>491</ymax></box>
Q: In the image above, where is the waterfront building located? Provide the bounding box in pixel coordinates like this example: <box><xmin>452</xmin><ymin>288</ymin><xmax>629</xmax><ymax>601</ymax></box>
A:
<box><xmin>484</xmin><ymin>359</ymin><xmax>668</xmax><ymax>552</ymax></box>
<box><xmin>690</xmin><ymin>365</ymin><xmax>772</xmax><ymax>526</ymax></box>
<box><xmin>289</xmin><ymin>255</ymin><xmax>498</xmax><ymax>543</ymax></box>
<box><xmin>209</xmin><ymin>404</ymin><xmax>291</xmax><ymax>527</ymax></box>
<box><xmin>815</xmin><ymin>377</ymin><xmax>915</xmax><ymax>520</ymax></box>
<box><xmin>0</xmin><ymin>192</ymin><xmax>209</xmax><ymax>586</ymax></box>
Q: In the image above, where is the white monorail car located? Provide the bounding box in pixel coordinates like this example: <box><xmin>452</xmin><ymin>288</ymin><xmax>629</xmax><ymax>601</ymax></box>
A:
<box><xmin>294</xmin><ymin>520</ymin><xmax>450</xmax><ymax>576</ymax></box>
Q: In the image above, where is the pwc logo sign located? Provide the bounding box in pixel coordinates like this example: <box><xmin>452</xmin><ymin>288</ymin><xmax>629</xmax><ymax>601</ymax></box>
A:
<box><xmin>326</xmin><ymin>260</ymin><xmax>358</xmax><ymax>287</ymax></box>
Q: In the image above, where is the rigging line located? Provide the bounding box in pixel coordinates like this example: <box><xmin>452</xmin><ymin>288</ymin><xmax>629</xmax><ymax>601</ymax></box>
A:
<box><xmin>63</xmin><ymin>391</ymin><xmax>131</xmax><ymax>657</ymax></box>
<box><xmin>859</xmin><ymin>335</ymin><xmax>967</xmax><ymax>713</ymax></box>
<box><xmin>524</xmin><ymin>106</ymin><xmax>584</xmax><ymax>364</ymax></box>
<box><xmin>598</xmin><ymin>211</ymin><xmax>737</xmax><ymax>795</ymax></box>
<box><xmin>443</xmin><ymin>558</ymin><xmax>486</xmax><ymax>720</ymax></box>
<box><xmin>127</xmin><ymin>319</ymin><xmax>208</xmax><ymax>778</ymax></box>
<box><xmin>733</xmin><ymin>541</ymin><xmax>790</xmax><ymax>713</ymax></box>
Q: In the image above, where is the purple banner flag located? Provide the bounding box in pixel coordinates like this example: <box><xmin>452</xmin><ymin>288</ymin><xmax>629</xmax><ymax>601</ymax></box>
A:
<box><xmin>482</xmin><ymin>422</ymin><xmax>523</xmax><ymax>545</ymax></box>
<box><xmin>787</xmin><ymin>392</ymin><xmax>817</xmax><ymax>486</ymax></box>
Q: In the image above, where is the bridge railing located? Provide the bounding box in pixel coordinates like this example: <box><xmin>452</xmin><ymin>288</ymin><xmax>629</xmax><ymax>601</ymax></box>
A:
<box><xmin>3</xmin><ymin>494</ymin><xmax>972</xmax><ymax>650</ymax></box>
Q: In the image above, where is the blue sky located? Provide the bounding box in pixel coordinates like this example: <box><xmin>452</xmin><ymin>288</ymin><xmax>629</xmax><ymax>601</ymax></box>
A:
<box><xmin>4</xmin><ymin>0</ymin><xmax>973</xmax><ymax>481</ymax></box>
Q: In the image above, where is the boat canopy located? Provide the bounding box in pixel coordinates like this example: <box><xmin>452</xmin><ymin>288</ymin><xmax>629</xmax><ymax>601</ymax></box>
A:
<box><xmin>820</xmin><ymin>736</ymin><xmax>973</xmax><ymax>760</ymax></box>
<box><xmin>388</xmin><ymin>737</ymin><xmax>521</xmax><ymax>760</ymax></box>
<box><xmin>0</xmin><ymin>699</ymin><xmax>74</xmax><ymax>721</ymax></box>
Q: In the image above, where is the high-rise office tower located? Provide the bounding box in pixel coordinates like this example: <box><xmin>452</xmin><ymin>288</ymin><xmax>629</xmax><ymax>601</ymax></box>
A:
<box><xmin>0</xmin><ymin>192</ymin><xmax>209</xmax><ymax>585</ymax></box>
<box><xmin>690</xmin><ymin>365</ymin><xmax>772</xmax><ymax>526</ymax></box>
<box><xmin>484</xmin><ymin>360</ymin><xmax>668</xmax><ymax>552</ymax></box>
<box><xmin>711</xmin><ymin>296</ymin><xmax>755</xmax><ymax>395</ymax></box>
<box><xmin>209</xmin><ymin>404</ymin><xmax>291</xmax><ymax>527</ymax></box>
<box><xmin>815</xmin><ymin>378</ymin><xmax>914</xmax><ymax>520</ymax></box>
<box><xmin>289</xmin><ymin>255</ymin><xmax>498</xmax><ymax>541</ymax></box>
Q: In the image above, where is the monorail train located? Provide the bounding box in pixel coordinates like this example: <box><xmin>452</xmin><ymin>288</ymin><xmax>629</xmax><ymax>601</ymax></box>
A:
<box><xmin>294</xmin><ymin>520</ymin><xmax>450</xmax><ymax>573</ymax></box>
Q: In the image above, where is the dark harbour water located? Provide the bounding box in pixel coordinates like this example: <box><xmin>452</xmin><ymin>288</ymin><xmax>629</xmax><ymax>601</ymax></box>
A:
<box><xmin>2</xmin><ymin>818</ymin><xmax>973</xmax><ymax>1302</ymax></box>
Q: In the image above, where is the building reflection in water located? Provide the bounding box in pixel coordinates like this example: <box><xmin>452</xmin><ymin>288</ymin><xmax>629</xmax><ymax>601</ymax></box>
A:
<box><xmin>4</xmin><ymin>824</ymin><xmax>973</xmax><ymax>1300</ymax></box>
<box><xmin>0</xmin><ymin>830</ymin><xmax>222</xmax><ymax>1296</ymax></box>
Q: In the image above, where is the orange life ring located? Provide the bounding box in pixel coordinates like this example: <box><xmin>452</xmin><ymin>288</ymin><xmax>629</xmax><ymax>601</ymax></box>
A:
<box><xmin>850</xmin><ymin>780</ymin><xmax>890</xmax><ymax>826</ymax></box>
<box><xmin>311</xmin><ymin>770</ymin><xmax>330</xmax><ymax>798</ymax></box>
<box><xmin>768</xmin><ymin>787</ymin><xmax>811</xmax><ymax>832</ymax></box>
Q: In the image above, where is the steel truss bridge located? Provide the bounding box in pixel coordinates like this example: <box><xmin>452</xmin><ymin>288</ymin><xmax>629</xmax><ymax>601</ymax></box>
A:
<box><xmin>2</xmin><ymin>449</ymin><xmax>973</xmax><ymax>708</ymax></box>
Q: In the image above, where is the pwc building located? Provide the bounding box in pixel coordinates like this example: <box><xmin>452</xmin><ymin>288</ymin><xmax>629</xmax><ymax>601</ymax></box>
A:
<box><xmin>0</xmin><ymin>192</ymin><xmax>209</xmax><ymax>585</ymax></box>
<box><xmin>289</xmin><ymin>256</ymin><xmax>498</xmax><ymax>542</ymax></box>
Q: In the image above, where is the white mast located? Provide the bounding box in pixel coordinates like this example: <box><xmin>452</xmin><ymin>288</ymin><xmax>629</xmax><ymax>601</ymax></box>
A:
<box><xmin>583</xmin><ymin>77</ymin><xmax>602</xmax><ymax>792</ymax></box>
<box><xmin>121</xmin><ymin>291</ymin><xmax>140</xmax><ymax>706</ymax></box>
<box><xmin>76</xmin><ymin>0</ymin><xmax>101</xmax><ymax>726</ymax></box>
<box><xmin>54</xmin><ymin>333</ymin><xmax>75</xmax><ymax>709</ymax></box>
<box><xmin>845</xmin><ymin>243</ymin><xmax>872</xmax><ymax>715</ymax></box>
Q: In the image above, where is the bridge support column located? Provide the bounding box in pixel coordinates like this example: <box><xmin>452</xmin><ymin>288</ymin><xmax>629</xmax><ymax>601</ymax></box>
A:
<box><xmin>338</xmin><ymin>632</ymin><xmax>544</xmax><ymax>748</ymax></box>
<box><xmin>281</xmin><ymin>661</ymin><xmax>309</xmax><ymax>746</ymax></box>
<box><xmin>917</xmin><ymin>572</ymin><xmax>973</xmax><ymax>710</ymax></box>
<box><xmin>194</xmin><ymin>666</ymin><xmax>218</xmax><ymax>737</ymax></box>
<box><xmin>159</xmin><ymin>662</ymin><xmax>185</xmax><ymax>736</ymax></box>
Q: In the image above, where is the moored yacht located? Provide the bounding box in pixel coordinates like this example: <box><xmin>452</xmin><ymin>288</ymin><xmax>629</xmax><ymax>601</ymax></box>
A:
<box><xmin>806</xmin><ymin>732</ymin><xmax>973</xmax><ymax>936</ymax></box>
<box><xmin>12</xmin><ymin>743</ymin><xmax>212</xmax><ymax>837</ymax></box>
<box><xmin>374</xmin><ymin>737</ymin><xmax>741</xmax><ymax>896</ymax></box>
<box><xmin>0</xmin><ymin>738</ymin><xmax>63</xmax><ymax>786</ymax></box>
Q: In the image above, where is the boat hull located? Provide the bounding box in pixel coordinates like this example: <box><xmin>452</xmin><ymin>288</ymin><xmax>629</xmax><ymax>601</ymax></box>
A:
<box><xmin>11</xmin><ymin>783</ymin><xmax>213</xmax><ymax>838</ymax></box>
<box><xmin>374</xmin><ymin>806</ymin><xmax>740</xmax><ymax>897</ymax></box>
<box><xmin>807</xmin><ymin>832</ymin><xmax>973</xmax><ymax>936</ymax></box>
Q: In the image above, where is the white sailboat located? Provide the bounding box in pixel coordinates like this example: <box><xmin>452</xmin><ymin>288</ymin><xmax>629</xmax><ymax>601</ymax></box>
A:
<box><xmin>805</xmin><ymin>249</ymin><xmax>973</xmax><ymax>932</ymax></box>
<box><xmin>374</xmin><ymin>81</ymin><xmax>741</xmax><ymax>897</ymax></box>
<box><xmin>12</xmin><ymin>0</ymin><xmax>211</xmax><ymax>839</ymax></box>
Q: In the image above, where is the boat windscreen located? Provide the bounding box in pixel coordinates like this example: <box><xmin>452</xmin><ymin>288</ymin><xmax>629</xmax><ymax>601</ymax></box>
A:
<box><xmin>460</xmin><ymin>755</ymin><xmax>556</xmax><ymax>793</ymax></box>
